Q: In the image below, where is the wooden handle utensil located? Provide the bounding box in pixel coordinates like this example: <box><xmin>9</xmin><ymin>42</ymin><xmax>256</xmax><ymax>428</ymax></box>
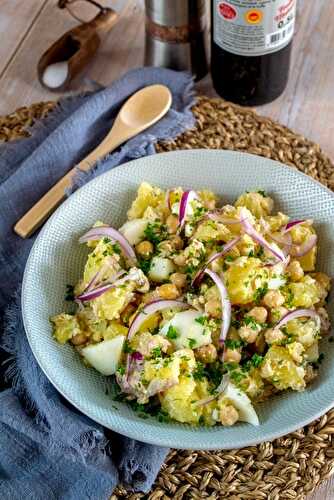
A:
<box><xmin>14</xmin><ymin>84</ymin><xmax>172</xmax><ymax>238</ymax></box>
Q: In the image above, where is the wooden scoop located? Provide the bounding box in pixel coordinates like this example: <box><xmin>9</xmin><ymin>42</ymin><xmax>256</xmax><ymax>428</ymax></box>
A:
<box><xmin>38</xmin><ymin>8</ymin><xmax>118</xmax><ymax>91</ymax></box>
<box><xmin>14</xmin><ymin>84</ymin><xmax>172</xmax><ymax>238</ymax></box>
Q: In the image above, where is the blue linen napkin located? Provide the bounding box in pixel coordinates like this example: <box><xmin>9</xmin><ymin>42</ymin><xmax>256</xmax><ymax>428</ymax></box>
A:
<box><xmin>0</xmin><ymin>67</ymin><xmax>195</xmax><ymax>500</ymax></box>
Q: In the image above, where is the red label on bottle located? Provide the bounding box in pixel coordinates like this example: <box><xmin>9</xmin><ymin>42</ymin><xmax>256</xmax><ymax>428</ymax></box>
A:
<box><xmin>218</xmin><ymin>3</ymin><xmax>237</xmax><ymax>20</ymax></box>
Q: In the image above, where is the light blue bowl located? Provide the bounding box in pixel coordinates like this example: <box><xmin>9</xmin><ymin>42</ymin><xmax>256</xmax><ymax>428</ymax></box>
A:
<box><xmin>22</xmin><ymin>150</ymin><xmax>334</xmax><ymax>449</ymax></box>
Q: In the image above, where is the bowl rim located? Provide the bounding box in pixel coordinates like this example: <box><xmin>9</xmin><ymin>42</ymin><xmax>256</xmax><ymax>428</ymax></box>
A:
<box><xmin>21</xmin><ymin>149</ymin><xmax>334</xmax><ymax>449</ymax></box>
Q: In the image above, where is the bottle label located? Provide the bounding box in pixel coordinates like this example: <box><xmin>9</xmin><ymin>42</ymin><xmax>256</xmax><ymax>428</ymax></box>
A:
<box><xmin>213</xmin><ymin>0</ymin><xmax>296</xmax><ymax>56</ymax></box>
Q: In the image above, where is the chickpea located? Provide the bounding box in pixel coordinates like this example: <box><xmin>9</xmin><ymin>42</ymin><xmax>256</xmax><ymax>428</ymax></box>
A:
<box><xmin>223</xmin><ymin>348</ymin><xmax>241</xmax><ymax>364</ymax></box>
<box><xmin>265</xmin><ymin>328</ymin><xmax>285</xmax><ymax>345</ymax></box>
<box><xmin>238</xmin><ymin>325</ymin><xmax>259</xmax><ymax>344</ymax></box>
<box><xmin>269</xmin><ymin>306</ymin><xmax>288</xmax><ymax>323</ymax></box>
<box><xmin>248</xmin><ymin>306</ymin><xmax>268</xmax><ymax>324</ymax></box>
<box><xmin>158</xmin><ymin>241</ymin><xmax>172</xmax><ymax>258</ymax></box>
<box><xmin>121</xmin><ymin>303</ymin><xmax>137</xmax><ymax>324</ymax></box>
<box><xmin>220</xmin><ymin>405</ymin><xmax>239</xmax><ymax>426</ymax></box>
<box><xmin>157</xmin><ymin>283</ymin><xmax>180</xmax><ymax>300</ymax></box>
<box><xmin>195</xmin><ymin>344</ymin><xmax>217</xmax><ymax>363</ymax></box>
<box><xmin>143</xmin><ymin>290</ymin><xmax>160</xmax><ymax>304</ymax></box>
<box><xmin>170</xmin><ymin>272</ymin><xmax>187</xmax><ymax>289</ymax></box>
<box><xmin>205</xmin><ymin>298</ymin><xmax>221</xmax><ymax>319</ymax></box>
<box><xmin>135</xmin><ymin>240</ymin><xmax>153</xmax><ymax>259</ymax></box>
<box><xmin>166</xmin><ymin>214</ymin><xmax>179</xmax><ymax>234</ymax></box>
<box><xmin>71</xmin><ymin>333</ymin><xmax>88</xmax><ymax>346</ymax></box>
<box><xmin>286</xmin><ymin>260</ymin><xmax>304</xmax><ymax>281</ymax></box>
<box><xmin>263</xmin><ymin>290</ymin><xmax>285</xmax><ymax>308</ymax></box>
<box><xmin>173</xmin><ymin>253</ymin><xmax>186</xmax><ymax>267</ymax></box>
<box><xmin>170</xmin><ymin>235</ymin><xmax>183</xmax><ymax>250</ymax></box>
<box><xmin>203</xmin><ymin>199</ymin><xmax>216</xmax><ymax>210</ymax></box>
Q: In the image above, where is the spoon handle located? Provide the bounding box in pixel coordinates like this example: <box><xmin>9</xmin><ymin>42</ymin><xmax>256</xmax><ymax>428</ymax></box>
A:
<box><xmin>13</xmin><ymin>135</ymin><xmax>123</xmax><ymax>239</ymax></box>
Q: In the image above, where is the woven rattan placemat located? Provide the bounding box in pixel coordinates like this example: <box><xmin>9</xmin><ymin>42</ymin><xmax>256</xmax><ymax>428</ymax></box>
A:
<box><xmin>2</xmin><ymin>97</ymin><xmax>334</xmax><ymax>500</ymax></box>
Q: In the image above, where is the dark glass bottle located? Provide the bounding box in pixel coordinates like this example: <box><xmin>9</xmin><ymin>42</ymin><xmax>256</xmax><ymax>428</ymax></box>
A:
<box><xmin>211</xmin><ymin>0</ymin><xmax>296</xmax><ymax>106</ymax></box>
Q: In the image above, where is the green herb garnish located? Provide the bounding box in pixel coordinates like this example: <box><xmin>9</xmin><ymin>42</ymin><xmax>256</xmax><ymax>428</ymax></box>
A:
<box><xmin>166</xmin><ymin>325</ymin><xmax>180</xmax><ymax>340</ymax></box>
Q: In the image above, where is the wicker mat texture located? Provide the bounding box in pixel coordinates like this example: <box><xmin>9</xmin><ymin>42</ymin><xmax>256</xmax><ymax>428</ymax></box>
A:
<box><xmin>1</xmin><ymin>97</ymin><xmax>334</xmax><ymax>500</ymax></box>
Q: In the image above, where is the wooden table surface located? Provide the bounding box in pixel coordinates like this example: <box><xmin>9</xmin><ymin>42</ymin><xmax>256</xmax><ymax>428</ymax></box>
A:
<box><xmin>1</xmin><ymin>1</ymin><xmax>334</xmax><ymax>498</ymax></box>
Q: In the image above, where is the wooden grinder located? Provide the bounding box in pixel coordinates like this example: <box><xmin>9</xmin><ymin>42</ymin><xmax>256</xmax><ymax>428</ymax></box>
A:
<box><xmin>37</xmin><ymin>8</ymin><xmax>118</xmax><ymax>91</ymax></box>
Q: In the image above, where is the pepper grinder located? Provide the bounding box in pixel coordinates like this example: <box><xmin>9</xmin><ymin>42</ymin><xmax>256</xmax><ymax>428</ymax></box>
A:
<box><xmin>144</xmin><ymin>0</ymin><xmax>208</xmax><ymax>81</ymax></box>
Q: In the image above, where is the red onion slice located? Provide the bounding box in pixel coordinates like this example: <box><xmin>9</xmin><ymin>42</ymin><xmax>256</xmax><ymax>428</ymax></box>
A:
<box><xmin>207</xmin><ymin>212</ymin><xmax>245</xmax><ymax>225</ymax></box>
<box><xmin>239</xmin><ymin>208</ymin><xmax>285</xmax><ymax>262</ymax></box>
<box><xmin>204</xmin><ymin>268</ymin><xmax>231</xmax><ymax>344</ymax></box>
<box><xmin>195</xmin><ymin>374</ymin><xmax>230</xmax><ymax>407</ymax></box>
<box><xmin>76</xmin><ymin>283</ymin><xmax>116</xmax><ymax>302</ymax></box>
<box><xmin>85</xmin><ymin>258</ymin><xmax>125</xmax><ymax>292</ymax></box>
<box><xmin>79</xmin><ymin>226</ymin><xmax>137</xmax><ymax>264</ymax></box>
<box><xmin>178</xmin><ymin>190</ymin><xmax>198</xmax><ymax>229</ymax></box>
<box><xmin>290</xmin><ymin>234</ymin><xmax>317</xmax><ymax>257</ymax></box>
<box><xmin>192</xmin><ymin>236</ymin><xmax>241</xmax><ymax>286</ymax></box>
<box><xmin>283</xmin><ymin>219</ymin><xmax>310</xmax><ymax>233</ymax></box>
<box><xmin>127</xmin><ymin>299</ymin><xmax>190</xmax><ymax>342</ymax></box>
<box><xmin>269</xmin><ymin>232</ymin><xmax>293</xmax><ymax>257</ymax></box>
<box><xmin>275</xmin><ymin>308</ymin><xmax>320</xmax><ymax>331</ymax></box>
<box><xmin>76</xmin><ymin>270</ymin><xmax>127</xmax><ymax>302</ymax></box>
<box><xmin>124</xmin><ymin>299</ymin><xmax>190</xmax><ymax>378</ymax></box>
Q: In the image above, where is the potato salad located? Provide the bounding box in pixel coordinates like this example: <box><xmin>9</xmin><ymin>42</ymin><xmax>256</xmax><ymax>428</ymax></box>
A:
<box><xmin>51</xmin><ymin>183</ymin><xmax>331</xmax><ymax>427</ymax></box>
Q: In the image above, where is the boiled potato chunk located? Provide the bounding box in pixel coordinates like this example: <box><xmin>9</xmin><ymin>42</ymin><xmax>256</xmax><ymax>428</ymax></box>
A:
<box><xmin>261</xmin><ymin>345</ymin><xmax>305</xmax><ymax>391</ymax></box>
<box><xmin>119</xmin><ymin>218</ymin><xmax>149</xmax><ymax>245</ymax></box>
<box><xmin>160</xmin><ymin>310</ymin><xmax>211</xmax><ymax>350</ymax></box>
<box><xmin>149</xmin><ymin>256</ymin><xmax>175</xmax><ymax>282</ymax></box>
<box><xmin>81</xmin><ymin>335</ymin><xmax>125</xmax><ymax>375</ymax></box>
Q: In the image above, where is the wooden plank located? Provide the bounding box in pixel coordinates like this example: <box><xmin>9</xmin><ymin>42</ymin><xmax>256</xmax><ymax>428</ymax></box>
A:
<box><xmin>258</xmin><ymin>0</ymin><xmax>334</xmax><ymax>161</ymax></box>
<box><xmin>0</xmin><ymin>0</ymin><xmax>143</xmax><ymax>114</ymax></box>
<box><xmin>199</xmin><ymin>1</ymin><xmax>334</xmax><ymax>161</ymax></box>
<box><xmin>0</xmin><ymin>0</ymin><xmax>49</xmax><ymax>77</ymax></box>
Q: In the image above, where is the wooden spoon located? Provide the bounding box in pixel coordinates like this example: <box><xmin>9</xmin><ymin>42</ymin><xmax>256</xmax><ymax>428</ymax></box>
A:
<box><xmin>14</xmin><ymin>84</ymin><xmax>172</xmax><ymax>238</ymax></box>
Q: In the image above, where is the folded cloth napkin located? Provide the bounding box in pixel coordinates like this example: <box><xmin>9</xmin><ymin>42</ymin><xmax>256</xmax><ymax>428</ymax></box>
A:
<box><xmin>0</xmin><ymin>67</ymin><xmax>195</xmax><ymax>500</ymax></box>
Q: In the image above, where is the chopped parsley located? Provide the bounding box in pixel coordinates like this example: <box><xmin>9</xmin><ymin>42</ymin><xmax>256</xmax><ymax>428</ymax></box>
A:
<box><xmin>198</xmin><ymin>415</ymin><xmax>205</xmax><ymax>425</ymax></box>
<box><xmin>123</xmin><ymin>340</ymin><xmax>134</xmax><ymax>354</ymax></box>
<box><xmin>255</xmin><ymin>246</ymin><xmax>264</xmax><ymax>258</ymax></box>
<box><xmin>188</xmin><ymin>338</ymin><xmax>197</xmax><ymax>349</ymax></box>
<box><xmin>150</xmin><ymin>346</ymin><xmax>162</xmax><ymax>359</ymax></box>
<box><xmin>225</xmin><ymin>255</ymin><xmax>235</xmax><ymax>262</ymax></box>
<box><xmin>144</xmin><ymin>222</ymin><xmax>167</xmax><ymax>245</ymax></box>
<box><xmin>225</xmin><ymin>339</ymin><xmax>244</xmax><ymax>350</ymax></box>
<box><xmin>257</xmin><ymin>190</ymin><xmax>267</xmax><ymax>197</ymax></box>
<box><xmin>285</xmin><ymin>288</ymin><xmax>295</xmax><ymax>308</ymax></box>
<box><xmin>231</xmin><ymin>318</ymin><xmax>241</xmax><ymax>329</ymax></box>
<box><xmin>138</xmin><ymin>257</ymin><xmax>151</xmax><ymax>275</ymax></box>
<box><xmin>243</xmin><ymin>315</ymin><xmax>259</xmax><ymax>331</ymax></box>
<box><xmin>166</xmin><ymin>325</ymin><xmax>179</xmax><ymax>340</ymax></box>
<box><xmin>253</xmin><ymin>282</ymin><xmax>268</xmax><ymax>305</ymax></box>
<box><xmin>250</xmin><ymin>353</ymin><xmax>264</xmax><ymax>368</ymax></box>
<box><xmin>229</xmin><ymin>369</ymin><xmax>247</xmax><ymax>384</ymax></box>
<box><xmin>248</xmin><ymin>250</ymin><xmax>254</xmax><ymax>257</ymax></box>
<box><xmin>116</xmin><ymin>366</ymin><xmax>125</xmax><ymax>375</ymax></box>
<box><xmin>103</xmin><ymin>237</ymin><xmax>111</xmax><ymax>244</ymax></box>
<box><xmin>195</xmin><ymin>316</ymin><xmax>209</xmax><ymax>326</ymax></box>
<box><xmin>193</xmin><ymin>362</ymin><xmax>206</xmax><ymax>381</ymax></box>
<box><xmin>193</xmin><ymin>206</ymin><xmax>207</xmax><ymax>219</ymax></box>
<box><xmin>65</xmin><ymin>284</ymin><xmax>75</xmax><ymax>301</ymax></box>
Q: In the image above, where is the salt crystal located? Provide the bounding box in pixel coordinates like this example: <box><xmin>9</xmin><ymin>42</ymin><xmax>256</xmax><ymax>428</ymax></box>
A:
<box><xmin>42</xmin><ymin>61</ymin><xmax>69</xmax><ymax>89</ymax></box>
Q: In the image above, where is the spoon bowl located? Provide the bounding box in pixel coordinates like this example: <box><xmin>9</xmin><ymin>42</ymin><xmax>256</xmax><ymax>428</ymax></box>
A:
<box><xmin>120</xmin><ymin>84</ymin><xmax>172</xmax><ymax>128</ymax></box>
